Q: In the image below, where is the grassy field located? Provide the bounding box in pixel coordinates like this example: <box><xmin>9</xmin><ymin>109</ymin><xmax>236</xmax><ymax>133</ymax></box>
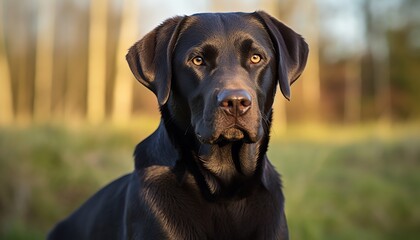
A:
<box><xmin>270</xmin><ymin>124</ymin><xmax>420</xmax><ymax>240</ymax></box>
<box><xmin>0</xmin><ymin>123</ymin><xmax>419</xmax><ymax>239</ymax></box>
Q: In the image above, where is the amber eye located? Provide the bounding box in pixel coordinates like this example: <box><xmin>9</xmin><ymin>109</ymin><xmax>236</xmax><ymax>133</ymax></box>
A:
<box><xmin>192</xmin><ymin>56</ymin><xmax>204</xmax><ymax>66</ymax></box>
<box><xmin>250</xmin><ymin>54</ymin><xmax>262</xmax><ymax>64</ymax></box>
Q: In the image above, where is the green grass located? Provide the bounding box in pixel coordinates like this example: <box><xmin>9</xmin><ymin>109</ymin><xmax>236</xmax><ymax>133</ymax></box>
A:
<box><xmin>269</xmin><ymin>125</ymin><xmax>420</xmax><ymax>240</ymax></box>
<box><xmin>0</xmin><ymin>123</ymin><xmax>419</xmax><ymax>239</ymax></box>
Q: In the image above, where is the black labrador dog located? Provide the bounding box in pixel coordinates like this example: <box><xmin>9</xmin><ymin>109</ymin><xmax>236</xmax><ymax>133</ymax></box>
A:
<box><xmin>48</xmin><ymin>11</ymin><xmax>308</xmax><ymax>240</ymax></box>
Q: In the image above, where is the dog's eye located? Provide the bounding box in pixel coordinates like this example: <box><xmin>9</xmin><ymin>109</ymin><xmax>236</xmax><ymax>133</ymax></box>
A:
<box><xmin>250</xmin><ymin>54</ymin><xmax>262</xmax><ymax>64</ymax></box>
<box><xmin>192</xmin><ymin>56</ymin><xmax>204</xmax><ymax>66</ymax></box>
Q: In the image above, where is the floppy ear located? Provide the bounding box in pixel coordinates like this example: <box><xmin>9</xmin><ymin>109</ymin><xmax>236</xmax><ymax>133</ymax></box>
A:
<box><xmin>255</xmin><ymin>11</ymin><xmax>309</xmax><ymax>100</ymax></box>
<box><xmin>126</xmin><ymin>16</ymin><xmax>184</xmax><ymax>106</ymax></box>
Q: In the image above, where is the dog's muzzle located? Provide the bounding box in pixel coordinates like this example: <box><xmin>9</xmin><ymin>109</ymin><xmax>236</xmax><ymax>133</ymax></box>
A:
<box><xmin>195</xmin><ymin>88</ymin><xmax>261</xmax><ymax>144</ymax></box>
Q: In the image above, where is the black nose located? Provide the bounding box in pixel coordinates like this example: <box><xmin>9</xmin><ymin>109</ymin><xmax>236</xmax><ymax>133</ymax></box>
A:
<box><xmin>217</xmin><ymin>89</ymin><xmax>252</xmax><ymax>116</ymax></box>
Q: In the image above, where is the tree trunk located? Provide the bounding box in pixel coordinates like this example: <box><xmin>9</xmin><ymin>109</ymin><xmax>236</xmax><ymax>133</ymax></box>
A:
<box><xmin>0</xmin><ymin>1</ymin><xmax>14</xmax><ymax>125</ymax></box>
<box><xmin>34</xmin><ymin>0</ymin><xmax>55</xmax><ymax>122</ymax></box>
<box><xmin>344</xmin><ymin>58</ymin><xmax>362</xmax><ymax>124</ymax></box>
<box><xmin>64</xmin><ymin>3</ymin><xmax>89</xmax><ymax>123</ymax></box>
<box><xmin>111</xmin><ymin>0</ymin><xmax>138</xmax><ymax>123</ymax></box>
<box><xmin>87</xmin><ymin>0</ymin><xmax>108</xmax><ymax>123</ymax></box>
<box><xmin>364</xmin><ymin>0</ymin><xmax>392</xmax><ymax>123</ymax></box>
<box><xmin>15</xmin><ymin>2</ymin><xmax>33</xmax><ymax>125</ymax></box>
<box><xmin>374</xmin><ymin>46</ymin><xmax>391</xmax><ymax>123</ymax></box>
<box><xmin>300</xmin><ymin>0</ymin><xmax>321</xmax><ymax>122</ymax></box>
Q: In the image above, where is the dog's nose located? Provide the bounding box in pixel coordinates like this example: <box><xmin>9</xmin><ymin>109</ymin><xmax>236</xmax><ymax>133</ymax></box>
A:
<box><xmin>217</xmin><ymin>89</ymin><xmax>252</xmax><ymax>116</ymax></box>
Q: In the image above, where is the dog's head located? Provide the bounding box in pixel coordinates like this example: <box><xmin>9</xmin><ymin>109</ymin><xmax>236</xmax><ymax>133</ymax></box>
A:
<box><xmin>127</xmin><ymin>11</ymin><xmax>308</xmax><ymax>145</ymax></box>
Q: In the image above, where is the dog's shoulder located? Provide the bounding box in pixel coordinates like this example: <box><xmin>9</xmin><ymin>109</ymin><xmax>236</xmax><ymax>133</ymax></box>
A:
<box><xmin>134</xmin><ymin>123</ymin><xmax>179</xmax><ymax>169</ymax></box>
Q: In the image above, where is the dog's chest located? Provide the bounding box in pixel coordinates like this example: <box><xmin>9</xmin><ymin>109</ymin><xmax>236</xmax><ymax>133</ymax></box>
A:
<box><xmin>139</xmin><ymin>167</ymin><xmax>275</xmax><ymax>239</ymax></box>
<box><xmin>206</xmin><ymin>200</ymin><xmax>262</xmax><ymax>239</ymax></box>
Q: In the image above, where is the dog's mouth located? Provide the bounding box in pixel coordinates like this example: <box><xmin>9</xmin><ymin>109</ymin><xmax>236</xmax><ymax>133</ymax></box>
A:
<box><xmin>196</xmin><ymin>126</ymin><xmax>257</xmax><ymax>145</ymax></box>
<box><xmin>218</xmin><ymin>127</ymin><xmax>246</xmax><ymax>142</ymax></box>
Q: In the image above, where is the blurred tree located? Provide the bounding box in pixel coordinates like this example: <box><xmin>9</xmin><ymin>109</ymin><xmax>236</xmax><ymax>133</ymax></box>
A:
<box><xmin>64</xmin><ymin>2</ymin><xmax>89</xmax><ymax>122</ymax></box>
<box><xmin>344</xmin><ymin>57</ymin><xmax>362</xmax><ymax>123</ymax></box>
<box><xmin>13</xmin><ymin>1</ymin><xmax>35</xmax><ymax>125</ymax></box>
<box><xmin>34</xmin><ymin>0</ymin><xmax>55</xmax><ymax>123</ymax></box>
<box><xmin>297</xmin><ymin>0</ymin><xmax>321</xmax><ymax>122</ymax></box>
<box><xmin>363</xmin><ymin>0</ymin><xmax>392</xmax><ymax>122</ymax></box>
<box><xmin>50</xmin><ymin>1</ymin><xmax>67</xmax><ymax>120</ymax></box>
<box><xmin>388</xmin><ymin>26</ymin><xmax>420</xmax><ymax>119</ymax></box>
<box><xmin>388</xmin><ymin>0</ymin><xmax>420</xmax><ymax>119</ymax></box>
<box><xmin>87</xmin><ymin>0</ymin><xmax>108</xmax><ymax>123</ymax></box>
<box><xmin>0</xmin><ymin>1</ymin><xmax>14</xmax><ymax>125</ymax></box>
<box><xmin>112</xmin><ymin>0</ymin><xmax>138</xmax><ymax>123</ymax></box>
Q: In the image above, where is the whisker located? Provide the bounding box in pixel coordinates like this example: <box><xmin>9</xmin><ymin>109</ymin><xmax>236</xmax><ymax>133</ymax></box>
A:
<box><xmin>184</xmin><ymin>125</ymin><xmax>191</xmax><ymax>136</ymax></box>
<box><xmin>261</xmin><ymin>114</ymin><xmax>271</xmax><ymax>135</ymax></box>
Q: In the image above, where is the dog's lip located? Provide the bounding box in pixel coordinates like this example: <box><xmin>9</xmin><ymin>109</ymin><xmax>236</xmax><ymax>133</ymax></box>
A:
<box><xmin>196</xmin><ymin>131</ymin><xmax>220</xmax><ymax>144</ymax></box>
<box><xmin>196</xmin><ymin>126</ymin><xmax>257</xmax><ymax>144</ymax></box>
<box><xmin>219</xmin><ymin>127</ymin><xmax>245</xmax><ymax>141</ymax></box>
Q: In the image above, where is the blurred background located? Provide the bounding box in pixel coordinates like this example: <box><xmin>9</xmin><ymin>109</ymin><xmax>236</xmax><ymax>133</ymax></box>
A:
<box><xmin>0</xmin><ymin>0</ymin><xmax>419</xmax><ymax>239</ymax></box>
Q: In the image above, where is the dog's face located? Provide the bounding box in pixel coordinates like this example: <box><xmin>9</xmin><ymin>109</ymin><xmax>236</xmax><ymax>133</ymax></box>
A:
<box><xmin>127</xmin><ymin>12</ymin><xmax>308</xmax><ymax>145</ymax></box>
<box><xmin>171</xmin><ymin>13</ymin><xmax>277</xmax><ymax>144</ymax></box>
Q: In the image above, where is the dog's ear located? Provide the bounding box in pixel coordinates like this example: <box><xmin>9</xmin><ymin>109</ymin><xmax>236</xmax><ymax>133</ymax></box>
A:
<box><xmin>126</xmin><ymin>16</ymin><xmax>184</xmax><ymax>106</ymax></box>
<box><xmin>255</xmin><ymin>11</ymin><xmax>309</xmax><ymax>100</ymax></box>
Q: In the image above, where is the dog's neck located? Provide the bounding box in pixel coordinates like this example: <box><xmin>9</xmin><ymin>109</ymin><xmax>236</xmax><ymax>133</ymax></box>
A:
<box><xmin>189</xmin><ymin>138</ymin><xmax>270</xmax><ymax>199</ymax></box>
